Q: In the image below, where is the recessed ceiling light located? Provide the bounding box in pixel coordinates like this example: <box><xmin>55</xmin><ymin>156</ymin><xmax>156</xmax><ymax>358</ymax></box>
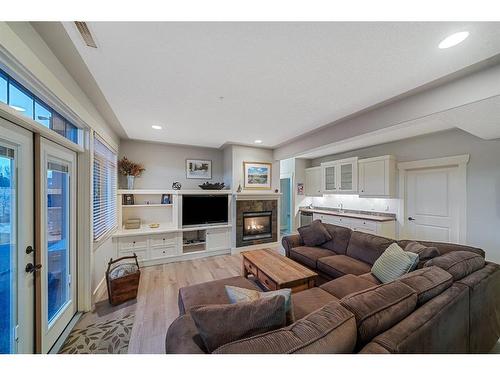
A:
<box><xmin>438</xmin><ymin>31</ymin><xmax>469</xmax><ymax>49</ymax></box>
<box><xmin>152</xmin><ymin>125</ymin><xmax>162</xmax><ymax>130</ymax></box>
<box><xmin>254</xmin><ymin>140</ymin><xmax>263</xmax><ymax>144</ymax></box>
<box><xmin>9</xmin><ymin>105</ymin><xmax>25</xmax><ymax>112</ymax></box>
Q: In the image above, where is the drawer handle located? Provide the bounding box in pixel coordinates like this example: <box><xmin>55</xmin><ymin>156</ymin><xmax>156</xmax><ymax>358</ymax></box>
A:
<box><xmin>133</xmin><ymin>241</ymin><xmax>136</xmax><ymax>244</ymax></box>
<box><xmin>163</xmin><ymin>238</ymin><xmax>165</xmax><ymax>241</ymax></box>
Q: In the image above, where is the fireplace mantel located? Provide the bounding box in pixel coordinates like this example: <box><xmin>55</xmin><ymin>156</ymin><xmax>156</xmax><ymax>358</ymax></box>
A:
<box><xmin>233</xmin><ymin>192</ymin><xmax>282</xmax><ymax>201</ymax></box>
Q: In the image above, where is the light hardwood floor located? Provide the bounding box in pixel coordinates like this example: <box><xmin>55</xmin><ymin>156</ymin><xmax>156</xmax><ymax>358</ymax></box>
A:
<box><xmin>77</xmin><ymin>252</ymin><xmax>252</xmax><ymax>353</ymax></box>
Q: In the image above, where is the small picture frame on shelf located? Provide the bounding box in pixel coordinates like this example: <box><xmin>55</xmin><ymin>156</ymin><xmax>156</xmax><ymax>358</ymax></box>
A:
<box><xmin>123</xmin><ymin>194</ymin><xmax>135</xmax><ymax>205</ymax></box>
<box><xmin>161</xmin><ymin>194</ymin><xmax>171</xmax><ymax>205</ymax></box>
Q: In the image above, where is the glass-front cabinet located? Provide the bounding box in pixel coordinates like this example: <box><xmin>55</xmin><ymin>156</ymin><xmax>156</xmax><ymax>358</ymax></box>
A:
<box><xmin>321</xmin><ymin>157</ymin><xmax>358</xmax><ymax>194</ymax></box>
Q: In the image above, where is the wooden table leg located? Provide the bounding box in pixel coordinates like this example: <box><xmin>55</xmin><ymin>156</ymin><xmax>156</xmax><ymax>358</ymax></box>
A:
<box><xmin>242</xmin><ymin>260</ymin><xmax>249</xmax><ymax>278</ymax></box>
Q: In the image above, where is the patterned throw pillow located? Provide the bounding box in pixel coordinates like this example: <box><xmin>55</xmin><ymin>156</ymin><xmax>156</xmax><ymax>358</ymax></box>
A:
<box><xmin>225</xmin><ymin>285</ymin><xmax>295</xmax><ymax>325</ymax></box>
<box><xmin>371</xmin><ymin>243</ymin><xmax>420</xmax><ymax>283</ymax></box>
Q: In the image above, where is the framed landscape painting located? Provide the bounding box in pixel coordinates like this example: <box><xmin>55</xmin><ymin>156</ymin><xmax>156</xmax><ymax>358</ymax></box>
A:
<box><xmin>243</xmin><ymin>162</ymin><xmax>272</xmax><ymax>189</ymax></box>
<box><xmin>186</xmin><ymin>159</ymin><xmax>212</xmax><ymax>179</ymax></box>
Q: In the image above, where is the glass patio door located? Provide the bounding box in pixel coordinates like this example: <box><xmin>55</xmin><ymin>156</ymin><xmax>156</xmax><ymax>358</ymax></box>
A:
<box><xmin>38</xmin><ymin>137</ymin><xmax>77</xmax><ymax>353</ymax></box>
<box><xmin>0</xmin><ymin>117</ymin><xmax>34</xmax><ymax>354</ymax></box>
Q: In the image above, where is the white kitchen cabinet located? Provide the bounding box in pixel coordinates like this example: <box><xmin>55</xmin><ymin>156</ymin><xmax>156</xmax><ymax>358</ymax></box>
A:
<box><xmin>358</xmin><ymin>155</ymin><xmax>396</xmax><ymax>197</ymax></box>
<box><xmin>321</xmin><ymin>157</ymin><xmax>358</xmax><ymax>194</ymax></box>
<box><xmin>305</xmin><ymin>167</ymin><xmax>322</xmax><ymax>196</ymax></box>
<box><xmin>311</xmin><ymin>212</ymin><xmax>396</xmax><ymax>238</ymax></box>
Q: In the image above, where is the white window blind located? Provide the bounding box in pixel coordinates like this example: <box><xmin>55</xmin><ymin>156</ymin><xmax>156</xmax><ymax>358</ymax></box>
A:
<box><xmin>93</xmin><ymin>134</ymin><xmax>117</xmax><ymax>241</ymax></box>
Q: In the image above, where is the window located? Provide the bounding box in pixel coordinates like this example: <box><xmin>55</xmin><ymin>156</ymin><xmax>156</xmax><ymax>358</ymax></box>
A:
<box><xmin>0</xmin><ymin>68</ymin><xmax>80</xmax><ymax>145</ymax></box>
<box><xmin>8</xmin><ymin>82</ymin><xmax>34</xmax><ymax>119</ymax></box>
<box><xmin>93</xmin><ymin>134</ymin><xmax>117</xmax><ymax>241</ymax></box>
<box><xmin>0</xmin><ymin>71</ymin><xmax>7</xmax><ymax>104</ymax></box>
<box><xmin>35</xmin><ymin>100</ymin><xmax>52</xmax><ymax>128</ymax></box>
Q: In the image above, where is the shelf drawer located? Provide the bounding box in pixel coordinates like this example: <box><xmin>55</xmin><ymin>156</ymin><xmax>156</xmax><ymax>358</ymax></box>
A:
<box><xmin>150</xmin><ymin>246</ymin><xmax>178</xmax><ymax>259</ymax></box>
<box><xmin>243</xmin><ymin>259</ymin><xmax>258</xmax><ymax>276</ymax></box>
<box><xmin>350</xmin><ymin>218</ymin><xmax>377</xmax><ymax>232</ymax></box>
<box><xmin>150</xmin><ymin>233</ymin><xmax>177</xmax><ymax>248</ymax></box>
<box><xmin>118</xmin><ymin>248</ymin><xmax>147</xmax><ymax>261</ymax></box>
<box><xmin>118</xmin><ymin>235</ymin><xmax>148</xmax><ymax>250</ymax></box>
<box><xmin>257</xmin><ymin>270</ymin><xmax>277</xmax><ymax>291</ymax></box>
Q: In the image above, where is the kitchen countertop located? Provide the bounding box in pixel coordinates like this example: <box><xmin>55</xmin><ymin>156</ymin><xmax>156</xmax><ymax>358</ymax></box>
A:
<box><xmin>300</xmin><ymin>207</ymin><xmax>396</xmax><ymax>222</ymax></box>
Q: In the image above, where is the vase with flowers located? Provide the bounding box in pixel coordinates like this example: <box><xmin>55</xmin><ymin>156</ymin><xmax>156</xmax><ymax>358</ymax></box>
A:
<box><xmin>118</xmin><ymin>157</ymin><xmax>145</xmax><ymax>189</ymax></box>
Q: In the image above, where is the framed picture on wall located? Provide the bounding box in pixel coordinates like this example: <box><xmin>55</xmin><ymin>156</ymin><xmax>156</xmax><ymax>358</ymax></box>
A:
<box><xmin>186</xmin><ymin>159</ymin><xmax>212</xmax><ymax>179</ymax></box>
<box><xmin>297</xmin><ymin>183</ymin><xmax>304</xmax><ymax>195</ymax></box>
<box><xmin>243</xmin><ymin>161</ymin><xmax>272</xmax><ymax>190</ymax></box>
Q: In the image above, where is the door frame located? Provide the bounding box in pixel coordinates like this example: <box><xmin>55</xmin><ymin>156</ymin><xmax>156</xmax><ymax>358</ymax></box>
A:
<box><xmin>0</xmin><ymin>117</ymin><xmax>34</xmax><ymax>353</ymax></box>
<box><xmin>35</xmin><ymin>135</ymin><xmax>78</xmax><ymax>353</ymax></box>
<box><xmin>280</xmin><ymin>172</ymin><xmax>294</xmax><ymax>233</ymax></box>
<box><xmin>397</xmin><ymin>154</ymin><xmax>469</xmax><ymax>243</ymax></box>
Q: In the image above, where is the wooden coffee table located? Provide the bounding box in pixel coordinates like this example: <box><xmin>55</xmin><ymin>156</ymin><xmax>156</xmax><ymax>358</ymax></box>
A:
<box><xmin>241</xmin><ymin>249</ymin><xmax>317</xmax><ymax>293</ymax></box>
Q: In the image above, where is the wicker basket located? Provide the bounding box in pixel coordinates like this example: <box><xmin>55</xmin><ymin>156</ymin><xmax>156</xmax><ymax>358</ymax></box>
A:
<box><xmin>106</xmin><ymin>254</ymin><xmax>141</xmax><ymax>306</ymax></box>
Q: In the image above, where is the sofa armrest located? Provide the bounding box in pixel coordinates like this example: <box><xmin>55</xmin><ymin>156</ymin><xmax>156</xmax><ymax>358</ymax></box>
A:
<box><xmin>281</xmin><ymin>234</ymin><xmax>303</xmax><ymax>257</ymax></box>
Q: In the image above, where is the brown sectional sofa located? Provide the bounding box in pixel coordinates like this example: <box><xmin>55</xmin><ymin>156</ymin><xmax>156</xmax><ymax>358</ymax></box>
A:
<box><xmin>165</xmin><ymin>222</ymin><xmax>500</xmax><ymax>354</ymax></box>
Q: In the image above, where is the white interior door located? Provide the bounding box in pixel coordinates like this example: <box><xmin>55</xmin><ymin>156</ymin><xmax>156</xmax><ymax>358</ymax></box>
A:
<box><xmin>405</xmin><ymin>167</ymin><xmax>460</xmax><ymax>242</ymax></box>
<box><xmin>39</xmin><ymin>137</ymin><xmax>77</xmax><ymax>353</ymax></box>
<box><xmin>0</xmin><ymin>117</ymin><xmax>34</xmax><ymax>353</ymax></box>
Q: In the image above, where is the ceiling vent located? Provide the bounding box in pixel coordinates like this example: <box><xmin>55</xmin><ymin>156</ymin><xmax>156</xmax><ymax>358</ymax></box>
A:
<box><xmin>74</xmin><ymin>22</ymin><xmax>97</xmax><ymax>48</ymax></box>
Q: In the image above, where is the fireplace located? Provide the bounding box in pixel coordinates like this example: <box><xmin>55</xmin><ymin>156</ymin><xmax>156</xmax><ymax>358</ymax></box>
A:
<box><xmin>242</xmin><ymin>211</ymin><xmax>272</xmax><ymax>241</ymax></box>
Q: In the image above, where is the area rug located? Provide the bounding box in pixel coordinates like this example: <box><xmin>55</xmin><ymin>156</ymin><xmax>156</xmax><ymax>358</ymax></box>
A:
<box><xmin>59</xmin><ymin>313</ymin><xmax>134</xmax><ymax>354</ymax></box>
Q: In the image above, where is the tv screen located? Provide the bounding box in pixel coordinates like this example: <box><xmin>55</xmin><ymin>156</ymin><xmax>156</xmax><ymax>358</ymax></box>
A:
<box><xmin>182</xmin><ymin>195</ymin><xmax>229</xmax><ymax>226</ymax></box>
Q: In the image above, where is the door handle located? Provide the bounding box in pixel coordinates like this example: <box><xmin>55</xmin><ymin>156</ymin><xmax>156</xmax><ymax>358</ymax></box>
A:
<box><xmin>25</xmin><ymin>263</ymin><xmax>42</xmax><ymax>273</ymax></box>
<box><xmin>408</xmin><ymin>217</ymin><xmax>416</xmax><ymax>221</ymax></box>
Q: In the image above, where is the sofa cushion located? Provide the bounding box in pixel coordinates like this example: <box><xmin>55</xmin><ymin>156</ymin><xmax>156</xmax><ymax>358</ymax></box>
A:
<box><xmin>371</xmin><ymin>243</ymin><xmax>419</xmax><ymax>283</ymax></box>
<box><xmin>297</xmin><ymin>220</ymin><xmax>332</xmax><ymax>247</ymax></box>
<box><xmin>424</xmin><ymin>251</ymin><xmax>485</xmax><ymax>281</ymax></box>
<box><xmin>225</xmin><ymin>285</ymin><xmax>295</xmax><ymax>325</ymax></box>
<box><xmin>289</xmin><ymin>246</ymin><xmax>335</xmax><ymax>269</ymax></box>
<box><xmin>213</xmin><ymin>301</ymin><xmax>356</xmax><ymax>354</ymax></box>
<box><xmin>346</xmin><ymin>231</ymin><xmax>395</xmax><ymax>265</ymax></box>
<box><xmin>359</xmin><ymin>272</ymin><xmax>382</xmax><ymax>285</ymax></box>
<box><xmin>178</xmin><ymin>276</ymin><xmax>261</xmax><ymax>315</ymax></box>
<box><xmin>190</xmin><ymin>295</ymin><xmax>286</xmax><ymax>353</ymax></box>
<box><xmin>292</xmin><ymin>287</ymin><xmax>338</xmax><ymax>320</ymax></box>
<box><xmin>398</xmin><ymin>266</ymin><xmax>453</xmax><ymax>305</ymax></box>
<box><xmin>404</xmin><ymin>241</ymin><xmax>440</xmax><ymax>268</ymax></box>
<box><xmin>317</xmin><ymin>255</ymin><xmax>371</xmax><ymax>278</ymax></box>
<box><xmin>320</xmin><ymin>274</ymin><xmax>377</xmax><ymax>299</ymax></box>
<box><xmin>340</xmin><ymin>281</ymin><xmax>417</xmax><ymax>346</ymax></box>
<box><xmin>321</xmin><ymin>223</ymin><xmax>353</xmax><ymax>255</ymax></box>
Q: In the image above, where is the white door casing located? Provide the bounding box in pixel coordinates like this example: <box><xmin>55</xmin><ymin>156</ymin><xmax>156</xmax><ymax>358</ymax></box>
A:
<box><xmin>0</xmin><ymin>117</ymin><xmax>34</xmax><ymax>353</ymax></box>
<box><xmin>398</xmin><ymin>155</ymin><xmax>469</xmax><ymax>243</ymax></box>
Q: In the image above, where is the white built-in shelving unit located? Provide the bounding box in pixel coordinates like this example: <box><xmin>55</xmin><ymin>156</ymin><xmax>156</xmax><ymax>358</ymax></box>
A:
<box><xmin>112</xmin><ymin>189</ymin><xmax>233</xmax><ymax>266</ymax></box>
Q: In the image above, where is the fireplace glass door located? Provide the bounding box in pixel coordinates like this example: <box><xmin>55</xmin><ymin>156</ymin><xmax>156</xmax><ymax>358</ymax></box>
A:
<box><xmin>243</xmin><ymin>211</ymin><xmax>272</xmax><ymax>241</ymax></box>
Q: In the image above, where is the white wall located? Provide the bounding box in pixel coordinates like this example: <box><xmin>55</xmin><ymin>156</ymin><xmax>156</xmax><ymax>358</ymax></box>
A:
<box><xmin>92</xmin><ymin>238</ymin><xmax>116</xmax><ymax>296</ymax></box>
<box><xmin>310</xmin><ymin>129</ymin><xmax>500</xmax><ymax>264</ymax></box>
<box><xmin>119</xmin><ymin>140</ymin><xmax>224</xmax><ymax>190</ymax></box>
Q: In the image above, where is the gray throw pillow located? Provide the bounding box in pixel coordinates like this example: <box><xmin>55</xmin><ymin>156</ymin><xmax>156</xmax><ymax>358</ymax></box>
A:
<box><xmin>371</xmin><ymin>243</ymin><xmax>420</xmax><ymax>283</ymax></box>
<box><xmin>297</xmin><ymin>220</ymin><xmax>332</xmax><ymax>247</ymax></box>
<box><xmin>190</xmin><ymin>295</ymin><xmax>286</xmax><ymax>352</ymax></box>
<box><xmin>225</xmin><ymin>285</ymin><xmax>295</xmax><ymax>325</ymax></box>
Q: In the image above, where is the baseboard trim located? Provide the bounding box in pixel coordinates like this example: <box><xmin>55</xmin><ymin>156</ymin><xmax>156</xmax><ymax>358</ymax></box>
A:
<box><xmin>231</xmin><ymin>241</ymin><xmax>280</xmax><ymax>254</ymax></box>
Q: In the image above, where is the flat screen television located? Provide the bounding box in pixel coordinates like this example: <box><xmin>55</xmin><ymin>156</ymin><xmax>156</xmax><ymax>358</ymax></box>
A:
<box><xmin>182</xmin><ymin>195</ymin><xmax>229</xmax><ymax>227</ymax></box>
